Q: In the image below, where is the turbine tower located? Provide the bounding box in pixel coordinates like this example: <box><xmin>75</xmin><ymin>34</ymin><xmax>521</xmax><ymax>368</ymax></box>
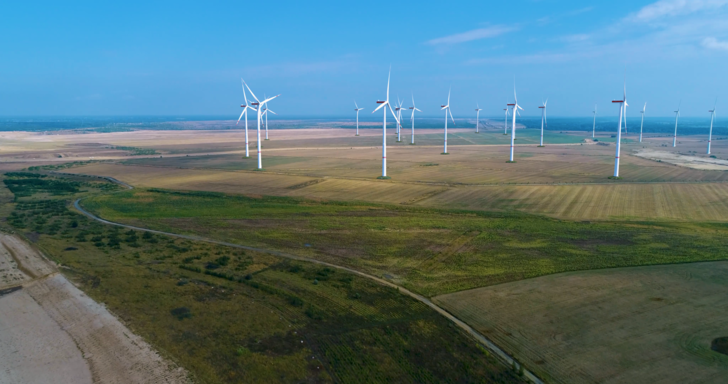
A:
<box><xmin>243</xmin><ymin>81</ymin><xmax>279</xmax><ymax>170</ymax></box>
<box><xmin>372</xmin><ymin>69</ymin><xmax>400</xmax><ymax>179</ymax></box>
<box><xmin>592</xmin><ymin>105</ymin><xmax>597</xmax><ymax>138</ymax></box>
<box><xmin>354</xmin><ymin>102</ymin><xmax>364</xmax><ymax>136</ymax></box>
<box><xmin>408</xmin><ymin>94</ymin><xmax>421</xmax><ymax>145</ymax></box>
<box><xmin>475</xmin><ymin>104</ymin><xmax>483</xmax><ymax>133</ymax></box>
<box><xmin>263</xmin><ymin>94</ymin><xmax>272</xmax><ymax>140</ymax></box>
<box><xmin>507</xmin><ymin>84</ymin><xmax>523</xmax><ymax>162</ymax></box>
<box><xmin>236</xmin><ymin>79</ymin><xmax>256</xmax><ymax>158</ymax></box>
<box><xmin>611</xmin><ymin>81</ymin><xmax>628</xmax><ymax>178</ymax></box>
<box><xmin>673</xmin><ymin>101</ymin><xmax>681</xmax><ymax>147</ymax></box>
<box><xmin>441</xmin><ymin>89</ymin><xmax>455</xmax><ymax>154</ymax></box>
<box><xmin>708</xmin><ymin>100</ymin><xmax>717</xmax><ymax>154</ymax></box>
<box><xmin>538</xmin><ymin>99</ymin><xmax>548</xmax><ymax>147</ymax></box>
<box><xmin>639</xmin><ymin>103</ymin><xmax>646</xmax><ymax>143</ymax></box>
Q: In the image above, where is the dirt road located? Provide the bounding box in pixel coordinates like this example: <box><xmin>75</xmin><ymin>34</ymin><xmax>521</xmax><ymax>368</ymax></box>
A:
<box><xmin>0</xmin><ymin>233</ymin><xmax>191</xmax><ymax>384</ymax></box>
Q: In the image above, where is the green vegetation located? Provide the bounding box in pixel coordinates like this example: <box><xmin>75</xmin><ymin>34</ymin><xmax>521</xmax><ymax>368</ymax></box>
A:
<box><xmin>27</xmin><ymin>160</ymin><xmax>101</xmax><ymax>172</ymax></box>
<box><xmin>111</xmin><ymin>145</ymin><xmax>158</xmax><ymax>155</ymax></box>
<box><xmin>1</xmin><ymin>172</ymin><xmax>523</xmax><ymax>384</ymax></box>
<box><xmin>84</xmin><ymin>188</ymin><xmax>728</xmax><ymax>296</ymax></box>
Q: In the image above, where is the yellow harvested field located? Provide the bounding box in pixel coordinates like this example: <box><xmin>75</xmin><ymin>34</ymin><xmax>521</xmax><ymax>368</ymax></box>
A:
<box><xmin>433</xmin><ymin>261</ymin><xmax>728</xmax><ymax>384</ymax></box>
<box><xmin>72</xmin><ymin>162</ymin><xmax>728</xmax><ymax>221</ymax></box>
<box><xmin>419</xmin><ymin>182</ymin><xmax>728</xmax><ymax>221</ymax></box>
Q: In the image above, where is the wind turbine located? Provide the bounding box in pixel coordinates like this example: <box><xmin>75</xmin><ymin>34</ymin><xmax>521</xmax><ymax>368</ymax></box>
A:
<box><xmin>262</xmin><ymin>106</ymin><xmax>277</xmax><ymax>132</ymax></box>
<box><xmin>503</xmin><ymin>106</ymin><xmax>510</xmax><ymax>135</ymax></box>
<box><xmin>354</xmin><ymin>102</ymin><xmax>364</xmax><ymax>136</ymax></box>
<box><xmin>395</xmin><ymin>98</ymin><xmax>405</xmax><ymax>142</ymax></box>
<box><xmin>611</xmin><ymin>80</ymin><xmax>628</xmax><ymax>178</ymax></box>
<box><xmin>538</xmin><ymin>99</ymin><xmax>548</xmax><ymax>147</ymax></box>
<box><xmin>372</xmin><ymin>69</ymin><xmax>400</xmax><ymax>179</ymax></box>
<box><xmin>408</xmin><ymin>94</ymin><xmax>421</xmax><ymax>145</ymax></box>
<box><xmin>507</xmin><ymin>83</ymin><xmax>523</xmax><ymax>162</ymax></box>
<box><xmin>236</xmin><ymin>79</ymin><xmax>256</xmax><ymax>158</ymax></box>
<box><xmin>673</xmin><ymin>101</ymin><xmax>681</xmax><ymax>147</ymax></box>
<box><xmin>441</xmin><ymin>88</ymin><xmax>455</xmax><ymax>154</ymax></box>
<box><xmin>243</xmin><ymin>81</ymin><xmax>279</xmax><ymax>170</ymax></box>
<box><xmin>475</xmin><ymin>104</ymin><xmax>483</xmax><ymax>133</ymax></box>
<box><xmin>592</xmin><ymin>105</ymin><xmax>597</xmax><ymax>138</ymax></box>
<box><xmin>708</xmin><ymin>99</ymin><xmax>717</xmax><ymax>154</ymax></box>
<box><xmin>639</xmin><ymin>103</ymin><xmax>646</xmax><ymax>143</ymax></box>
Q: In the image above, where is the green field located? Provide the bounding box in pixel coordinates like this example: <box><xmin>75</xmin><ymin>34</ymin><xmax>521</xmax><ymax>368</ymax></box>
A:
<box><xmin>1</xmin><ymin>172</ymin><xmax>524</xmax><ymax>384</ymax></box>
<box><xmin>82</xmin><ymin>187</ymin><xmax>728</xmax><ymax>296</ymax></box>
<box><xmin>434</xmin><ymin>262</ymin><xmax>728</xmax><ymax>384</ymax></box>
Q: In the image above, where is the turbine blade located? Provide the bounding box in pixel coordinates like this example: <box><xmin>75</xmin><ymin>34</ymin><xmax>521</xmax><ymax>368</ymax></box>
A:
<box><xmin>373</xmin><ymin>102</ymin><xmax>387</xmax><ymax>113</ymax></box>
<box><xmin>267</xmin><ymin>109</ymin><xmax>277</xmax><ymax>115</ymax></box>
<box><xmin>448</xmin><ymin>108</ymin><xmax>455</xmax><ymax>126</ymax></box>
<box><xmin>415</xmin><ymin>108</ymin><xmax>421</xmax><ymax>112</ymax></box>
<box><xmin>261</xmin><ymin>94</ymin><xmax>280</xmax><ymax>105</ymax></box>
<box><xmin>237</xmin><ymin>110</ymin><xmax>245</xmax><ymax>125</ymax></box>
<box><xmin>355</xmin><ymin>101</ymin><xmax>358</xmax><ymax>109</ymax></box>
<box><xmin>241</xmin><ymin>79</ymin><xmax>249</xmax><ymax>105</ymax></box>
<box><xmin>243</xmin><ymin>81</ymin><xmax>259</xmax><ymax>103</ymax></box>
<box><xmin>386</xmin><ymin>67</ymin><xmax>391</xmax><ymax>102</ymax></box>
<box><xmin>447</xmin><ymin>88</ymin><xmax>451</xmax><ymax>106</ymax></box>
<box><xmin>388</xmin><ymin>104</ymin><xmax>400</xmax><ymax>126</ymax></box>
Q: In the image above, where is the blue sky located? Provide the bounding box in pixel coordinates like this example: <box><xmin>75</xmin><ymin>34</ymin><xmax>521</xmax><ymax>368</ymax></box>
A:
<box><xmin>1</xmin><ymin>0</ymin><xmax>727</xmax><ymax>118</ymax></box>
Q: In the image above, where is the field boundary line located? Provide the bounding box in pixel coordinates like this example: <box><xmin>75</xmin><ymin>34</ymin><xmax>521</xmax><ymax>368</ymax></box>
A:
<box><xmin>70</xmin><ymin>177</ymin><xmax>544</xmax><ymax>384</ymax></box>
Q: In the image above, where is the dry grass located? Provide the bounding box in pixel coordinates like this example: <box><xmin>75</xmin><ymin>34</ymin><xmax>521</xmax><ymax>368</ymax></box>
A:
<box><xmin>433</xmin><ymin>261</ymin><xmax>728</xmax><ymax>384</ymax></box>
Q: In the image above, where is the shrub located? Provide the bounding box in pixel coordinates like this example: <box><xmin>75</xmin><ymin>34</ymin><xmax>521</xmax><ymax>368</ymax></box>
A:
<box><xmin>170</xmin><ymin>307</ymin><xmax>192</xmax><ymax>320</ymax></box>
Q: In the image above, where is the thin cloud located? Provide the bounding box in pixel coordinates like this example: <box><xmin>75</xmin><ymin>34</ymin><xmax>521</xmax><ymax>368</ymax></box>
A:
<box><xmin>426</xmin><ymin>26</ymin><xmax>516</xmax><ymax>45</ymax></box>
<box><xmin>627</xmin><ymin>0</ymin><xmax>728</xmax><ymax>22</ymax></box>
<box><xmin>702</xmin><ymin>37</ymin><xmax>728</xmax><ymax>51</ymax></box>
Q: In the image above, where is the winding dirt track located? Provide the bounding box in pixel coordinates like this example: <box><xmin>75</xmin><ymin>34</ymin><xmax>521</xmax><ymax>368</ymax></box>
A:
<box><xmin>73</xmin><ymin>179</ymin><xmax>544</xmax><ymax>384</ymax></box>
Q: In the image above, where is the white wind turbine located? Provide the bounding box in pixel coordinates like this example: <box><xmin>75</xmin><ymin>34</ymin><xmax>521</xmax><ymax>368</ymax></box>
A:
<box><xmin>503</xmin><ymin>106</ymin><xmax>510</xmax><ymax>135</ymax></box>
<box><xmin>708</xmin><ymin>99</ymin><xmax>717</xmax><ymax>154</ymax></box>
<box><xmin>243</xmin><ymin>81</ymin><xmax>279</xmax><ymax>170</ymax></box>
<box><xmin>592</xmin><ymin>105</ymin><xmax>597</xmax><ymax>138</ymax></box>
<box><xmin>372</xmin><ymin>69</ymin><xmax>400</xmax><ymax>179</ymax></box>
<box><xmin>639</xmin><ymin>103</ymin><xmax>646</xmax><ymax>143</ymax></box>
<box><xmin>475</xmin><ymin>104</ymin><xmax>483</xmax><ymax>133</ymax></box>
<box><xmin>538</xmin><ymin>99</ymin><xmax>548</xmax><ymax>147</ymax></box>
<box><xmin>408</xmin><ymin>94</ymin><xmax>421</xmax><ymax>145</ymax></box>
<box><xmin>611</xmin><ymin>80</ymin><xmax>628</xmax><ymax>178</ymax></box>
<box><xmin>507</xmin><ymin>84</ymin><xmax>523</xmax><ymax>162</ymax></box>
<box><xmin>354</xmin><ymin>102</ymin><xmax>364</xmax><ymax>136</ymax></box>
<box><xmin>262</xmin><ymin>106</ymin><xmax>277</xmax><ymax>136</ymax></box>
<box><xmin>236</xmin><ymin>79</ymin><xmax>256</xmax><ymax>158</ymax></box>
<box><xmin>673</xmin><ymin>101</ymin><xmax>681</xmax><ymax>147</ymax></box>
<box><xmin>395</xmin><ymin>98</ymin><xmax>405</xmax><ymax>142</ymax></box>
<box><xmin>441</xmin><ymin>89</ymin><xmax>455</xmax><ymax>154</ymax></box>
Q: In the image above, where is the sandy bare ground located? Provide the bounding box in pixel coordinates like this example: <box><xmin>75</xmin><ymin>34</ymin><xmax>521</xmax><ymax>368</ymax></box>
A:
<box><xmin>0</xmin><ymin>233</ymin><xmax>190</xmax><ymax>384</ymax></box>
<box><xmin>635</xmin><ymin>149</ymin><xmax>728</xmax><ymax>170</ymax></box>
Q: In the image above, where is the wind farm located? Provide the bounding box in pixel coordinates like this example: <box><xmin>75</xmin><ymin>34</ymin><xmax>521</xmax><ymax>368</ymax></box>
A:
<box><xmin>3</xmin><ymin>2</ymin><xmax>728</xmax><ymax>384</ymax></box>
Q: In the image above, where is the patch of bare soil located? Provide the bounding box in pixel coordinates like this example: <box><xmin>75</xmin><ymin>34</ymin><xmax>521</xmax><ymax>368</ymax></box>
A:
<box><xmin>0</xmin><ymin>233</ymin><xmax>191</xmax><ymax>384</ymax></box>
<box><xmin>635</xmin><ymin>149</ymin><xmax>728</xmax><ymax>170</ymax></box>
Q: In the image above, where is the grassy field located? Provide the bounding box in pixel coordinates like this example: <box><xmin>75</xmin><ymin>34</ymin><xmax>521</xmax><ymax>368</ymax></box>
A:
<box><xmin>433</xmin><ymin>262</ymin><xmax>728</xmax><ymax>384</ymax></box>
<box><xmin>82</xmin><ymin>187</ymin><xmax>728</xmax><ymax>296</ymax></box>
<box><xmin>1</xmin><ymin>172</ymin><xmax>523</xmax><ymax>384</ymax></box>
<box><xmin>71</xmin><ymin>162</ymin><xmax>728</xmax><ymax>222</ymax></box>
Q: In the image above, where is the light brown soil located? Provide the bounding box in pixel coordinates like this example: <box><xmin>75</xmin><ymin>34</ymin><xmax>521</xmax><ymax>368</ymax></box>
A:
<box><xmin>635</xmin><ymin>149</ymin><xmax>728</xmax><ymax>170</ymax></box>
<box><xmin>0</xmin><ymin>233</ymin><xmax>191</xmax><ymax>384</ymax></box>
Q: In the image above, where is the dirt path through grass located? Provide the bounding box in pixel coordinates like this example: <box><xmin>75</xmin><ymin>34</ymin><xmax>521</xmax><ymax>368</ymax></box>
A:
<box><xmin>73</xmin><ymin>181</ymin><xmax>544</xmax><ymax>384</ymax></box>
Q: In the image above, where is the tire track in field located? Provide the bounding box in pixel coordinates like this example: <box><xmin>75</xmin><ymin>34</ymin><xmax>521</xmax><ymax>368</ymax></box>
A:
<box><xmin>72</xmin><ymin>177</ymin><xmax>544</xmax><ymax>384</ymax></box>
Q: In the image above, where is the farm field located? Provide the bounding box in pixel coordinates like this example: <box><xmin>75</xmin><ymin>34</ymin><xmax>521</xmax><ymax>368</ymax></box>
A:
<box><xmin>0</xmin><ymin>172</ymin><xmax>524</xmax><ymax>384</ymax></box>
<box><xmin>82</xmin><ymin>187</ymin><xmax>728</xmax><ymax>296</ymax></box>
<box><xmin>69</xmin><ymin>160</ymin><xmax>728</xmax><ymax>221</ymax></box>
<box><xmin>433</xmin><ymin>262</ymin><xmax>728</xmax><ymax>384</ymax></box>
